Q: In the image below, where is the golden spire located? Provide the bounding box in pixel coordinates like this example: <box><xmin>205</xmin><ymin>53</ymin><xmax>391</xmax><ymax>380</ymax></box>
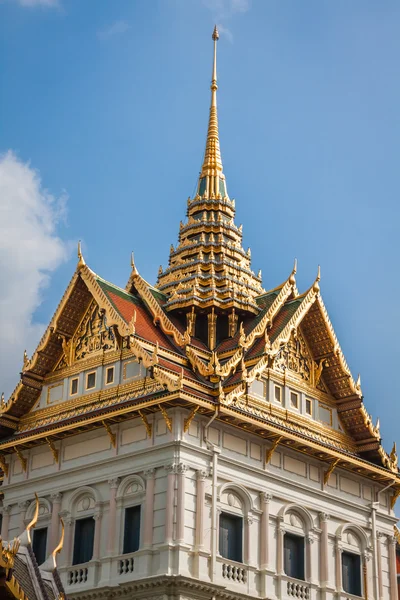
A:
<box><xmin>199</xmin><ymin>26</ymin><xmax>225</xmax><ymax>198</ymax></box>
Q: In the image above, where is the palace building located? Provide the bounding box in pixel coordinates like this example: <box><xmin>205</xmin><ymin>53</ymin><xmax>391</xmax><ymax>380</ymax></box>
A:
<box><xmin>0</xmin><ymin>27</ymin><xmax>399</xmax><ymax>600</ymax></box>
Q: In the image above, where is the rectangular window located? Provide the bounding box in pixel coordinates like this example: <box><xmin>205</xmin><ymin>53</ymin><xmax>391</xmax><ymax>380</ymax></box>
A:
<box><xmin>47</xmin><ymin>383</ymin><xmax>63</xmax><ymax>405</ymax></box>
<box><xmin>284</xmin><ymin>533</ymin><xmax>305</xmax><ymax>580</ymax></box>
<box><xmin>73</xmin><ymin>517</ymin><xmax>95</xmax><ymax>565</ymax></box>
<box><xmin>290</xmin><ymin>391</ymin><xmax>299</xmax><ymax>409</ymax></box>
<box><xmin>274</xmin><ymin>385</ymin><xmax>282</xmax><ymax>403</ymax></box>
<box><xmin>123</xmin><ymin>360</ymin><xmax>143</xmax><ymax>381</ymax></box>
<box><xmin>32</xmin><ymin>527</ymin><xmax>47</xmax><ymax>566</ymax></box>
<box><xmin>342</xmin><ymin>551</ymin><xmax>361</xmax><ymax>596</ymax></box>
<box><xmin>123</xmin><ymin>505</ymin><xmax>141</xmax><ymax>554</ymax></box>
<box><xmin>219</xmin><ymin>512</ymin><xmax>243</xmax><ymax>563</ymax></box>
<box><xmin>305</xmin><ymin>399</ymin><xmax>312</xmax><ymax>416</ymax></box>
<box><xmin>86</xmin><ymin>371</ymin><xmax>96</xmax><ymax>390</ymax></box>
<box><xmin>105</xmin><ymin>366</ymin><xmax>114</xmax><ymax>385</ymax></box>
<box><xmin>70</xmin><ymin>378</ymin><xmax>78</xmax><ymax>396</ymax></box>
<box><xmin>319</xmin><ymin>403</ymin><xmax>332</xmax><ymax>426</ymax></box>
<box><xmin>250</xmin><ymin>379</ymin><xmax>265</xmax><ymax>398</ymax></box>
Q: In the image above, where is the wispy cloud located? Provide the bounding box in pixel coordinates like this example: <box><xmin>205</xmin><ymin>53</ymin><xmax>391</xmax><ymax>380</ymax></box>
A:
<box><xmin>0</xmin><ymin>151</ymin><xmax>69</xmax><ymax>398</ymax></box>
<box><xmin>13</xmin><ymin>0</ymin><xmax>59</xmax><ymax>7</ymax></box>
<box><xmin>202</xmin><ymin>0</ymin><xmax>251</xmax><ymax>42</ymax></box>
<box><xmin>97</xmin><ymin>20</ymin><xmax>130</xmax><ymax>41</ymax></box>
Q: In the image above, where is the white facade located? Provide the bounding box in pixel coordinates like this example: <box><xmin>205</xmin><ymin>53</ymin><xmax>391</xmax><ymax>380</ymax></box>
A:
<box><xmin>0</xmin><ymin>406</ymin><xmax>397</xmax><ymax>600</ymax></box>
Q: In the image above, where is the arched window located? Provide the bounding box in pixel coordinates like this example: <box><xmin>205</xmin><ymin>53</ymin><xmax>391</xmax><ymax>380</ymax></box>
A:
<box><xmin>69</xmin><ymin>488</ymin><xmax>97</xmax><ymax>566</ymax></box>
<box><xmin>341</xmin><ymin>530</ymin><xmax>362</xmax><ymax>596</ymax></box>
<box><xmin>218</xmin><ymin>486</ymin><xmax>253</xmax><ymax>564</ymax></box>
<box><xmin>283</xmin><ymin>511</ymin><xmax>306</xmax><ymax>581</ymax></box>
<box><xmin>116</xmin><ymin>476</ymin><xmax>145</xmax><ymax>557</ymax></box>
<box><xmin>26</xmin><ymin>498</ymin><xmax>52</xmax><ymax>566</ymax></box>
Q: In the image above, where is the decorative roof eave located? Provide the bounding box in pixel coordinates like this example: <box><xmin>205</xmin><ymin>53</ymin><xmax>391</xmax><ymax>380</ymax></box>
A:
<box><xmin>0</xmin><ymin>265</ymin><xmax>89</xmax><ymax>420</ymax></box>
<box><xmin>126</xmin><ymin>261</ymin><xmax>190</xmax><ymax>347</ymax></box>
<box><xmin>314</xmin><ymin>294</ymin><xmax>361</xmax><ymax>398</ymax></box>
<box><xmin>0</xmin><ymin>388</ymin><xmax>216</xmax><ymax>452</ymax></box>
<box><xmin>218</xmin><ymin>395</ymin><xmax>400</xmax><ymax>485</ymax></box>
<box><xmin>243</xmin><ymin>261</ymin><xmax>298</xmax><ymax>350</ymax></box>
<box><xmin>186</xmin><ymin>345</ymin><xmax>243</xmax><ymax>379</ymax></box>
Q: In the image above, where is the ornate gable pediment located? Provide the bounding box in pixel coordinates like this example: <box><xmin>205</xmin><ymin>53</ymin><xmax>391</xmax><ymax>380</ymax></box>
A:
<box><xmin>54</xmin><ymin>300</ymin><xmax>118</xmax><ymax>371</ymax></box>
<box><xmin>273</xmin><ymin>329</ymin><xmax>329</xmax><ymax>392</ymax></box>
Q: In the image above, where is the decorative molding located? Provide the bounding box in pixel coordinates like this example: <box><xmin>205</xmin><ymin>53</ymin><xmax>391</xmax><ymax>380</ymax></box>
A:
<box><xmin>265</xmin><ymin>436</ymin><xmax>282</xmax><ymax>464</ymax></box>
<box><xmin>323</xmin><ymin>458</ymin><xmax>340</xmax><ymax>486</ymax></box>
<box><xmin>0</xmin><ymin>454</ymin><xmax>9</xmax><ymax>476</ymax></box>
<box><xmin>108</xmin><ymin>478</ymin><xmax>120</xmax><ymax>489</ymax></box>
<box><xmin>138</xmin><ymin>410</ymin><xmax>152</xmax><ymax>437</ymax></box>
<box><xmin>102</xmin><ymin>421</ymin><xmax>116</xmax><ymax>448</ymax></box>
<box><xmin>159</xmin><ymin>404</ymin><xmax>173</xmax><ymax>432</ymax></box>
<box><xmin>143</xmin><ymin>469</ymin><xmax>156</xmax><ymax>480</ymax></box>
<box><xmin>46</xmin><ymin>437</ymin><xmax>59</xmax><ymax>464</ymax></box>
<box><xmin>184</xmin><ymin>405</ymin><xmax>199</xmax><ymax>432</ymax></box>
<box><xmin>14</xmin><ymin>447</ymin><xmax>27</xmax><ymax>472</ymax></box>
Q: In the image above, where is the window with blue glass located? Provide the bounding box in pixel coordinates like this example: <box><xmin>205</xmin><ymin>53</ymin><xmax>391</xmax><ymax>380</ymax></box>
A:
<box><xmin>284</xmin><ymin>533</ymin><xmax>305</xmax><ymax>580</ymax></box>
<box><xmin>219</xmin><ymin>512</ymin><xmax>243</xmax><ymax>563</ymax></box>
<box><xmin>342</xmin><ymin>551</ymin><xmax>361</xmax><ymax>596</ymax></box>
<box><xmin>123</xmin><ymin>505</ymin><xmax>141</xmax><ymax>554</ymax></box>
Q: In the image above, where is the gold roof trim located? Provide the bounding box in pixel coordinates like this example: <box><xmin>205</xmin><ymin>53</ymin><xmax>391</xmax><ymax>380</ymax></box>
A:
<box><xmin>129</xmin><ymin>269</ymin><xmax>190</xmax><ymax>346</ymax></box>
<box><xmin>243</xmin><ymin>264</ymin><xmax>298</xmax><ymax>350</ymax></box>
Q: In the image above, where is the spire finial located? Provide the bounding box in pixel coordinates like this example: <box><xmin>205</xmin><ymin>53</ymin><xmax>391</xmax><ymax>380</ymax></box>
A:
<box><xmin>313</xmin><ymin>265</ymin><xmax>321</xmax><ymax>293</ymax></box>
<box><xmin>77</xmin><ymin>240</ymin><xmax>85</xmax><ymax>270</ymax></box>
<box><xmin>198</xmin><ymin>27</ymin><xmax>225</xmax><ymax>198</ymax></box>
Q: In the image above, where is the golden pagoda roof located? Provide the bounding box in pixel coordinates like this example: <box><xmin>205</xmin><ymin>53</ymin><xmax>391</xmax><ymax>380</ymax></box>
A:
<box><xmin>156</xmin><ymin>26</ymin><xmax>264</xmax><ymax>315</ymax></box>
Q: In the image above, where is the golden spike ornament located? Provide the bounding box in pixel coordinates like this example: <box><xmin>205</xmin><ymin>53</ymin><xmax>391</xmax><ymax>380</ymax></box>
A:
<box><xmin>199</xmin><ymin>25</ymin><xmax>224</xmax><ymax>194</ymax></box>
<box><xmin>26</xmin><ymin>493</ymin><xmax>40</xmax><ymax>544</ymax></box>
<box><xmin>51</xmin><ymin>517</ymin><xmax>65</xmax><ymax>569</ymax></box>
<box><xmin>77</xmin><ymin>240</ymin><xmax>85</xmax><ymax>270</ymax></box>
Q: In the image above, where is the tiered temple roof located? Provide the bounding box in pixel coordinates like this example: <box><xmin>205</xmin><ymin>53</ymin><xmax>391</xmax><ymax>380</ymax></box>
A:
<box><xmin>0</xmin><ymin>27</ymin><xmax>399</xmax><ymax>506</ymax></box>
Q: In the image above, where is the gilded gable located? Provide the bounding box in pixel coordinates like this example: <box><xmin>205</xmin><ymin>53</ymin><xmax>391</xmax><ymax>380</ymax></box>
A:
<box><xmin>55</xmin><ymin>300</ymin><xmax>118</xmax><ymax>371</ymax></box>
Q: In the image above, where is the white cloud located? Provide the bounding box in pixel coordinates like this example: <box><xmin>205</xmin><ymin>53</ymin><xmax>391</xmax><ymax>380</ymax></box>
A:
<box><xmin>13</xmin><ymin>0</ymin><xmax>59</xmax><ymax>7</ymax></box>
<box><xmin>0</xmin><ymin>151</ymin><xmax>69</xmax><ymax>398</ymax></box>
<box><xmin>216</xmin><ymin>23</ymin><xmax>233</xmax><ymax>43</ymax></box>
<box><xmin>97</xmin><ymin>20</ymin><xmax>130</xmax><ymax>41</ymax></box>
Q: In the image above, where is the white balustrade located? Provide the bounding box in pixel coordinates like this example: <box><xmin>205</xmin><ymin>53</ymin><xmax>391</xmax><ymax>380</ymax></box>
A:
<box><xmin>222</xmin><ymin>562</ymin><xmax>247</xmax><ymax>583</ymax></box>
<box><xmin>67</xmin><ymin>567</ymin><xmax>88</xmax><ymax>585</ymax></box>
<box><xmin>287</xmin><ymin>580</ymin><xmax>310</xmax><ymax>599</ymax></box>
<box><xmin>118</xmin><ymin>556</ymin><xmax>135</xmax><ymax>575</ymax></box>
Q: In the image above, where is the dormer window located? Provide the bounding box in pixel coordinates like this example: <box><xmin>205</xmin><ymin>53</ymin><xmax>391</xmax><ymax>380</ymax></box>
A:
<box><xmin>86</xmin><ymin>371</ymin><xmax>96</xmax><ymax>390</ymax></box>
<box><xmin>290</xmin><ymin>391</ymin><xmax>299</xmax><ymax>409</ymax></box>
<box><xmin>274</xmin><ymin>385</ymin><xmax>282</xmax><ymax>403</ymax></box>
<box><xmin>105</xmin><ymin>366</ymin><xmax>114</xmax><ymax>385</ymax></box>
<box><xmin>70</xmin><ymin>378</ymin><xmax>78</xmax><ymax>396</ymax></box>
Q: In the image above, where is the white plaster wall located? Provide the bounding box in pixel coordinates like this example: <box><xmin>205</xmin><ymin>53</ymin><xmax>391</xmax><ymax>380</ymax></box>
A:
<box><xmin>0</xmin><ymin>407</ymin><xmax>397</xmax><ymax>600</ymax></box>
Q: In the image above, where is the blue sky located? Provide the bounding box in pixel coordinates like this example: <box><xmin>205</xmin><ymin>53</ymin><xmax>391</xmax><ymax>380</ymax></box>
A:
<box><xmin>0</xmin><ymin>0</ymin><xmax>399</xmax><ymax>454</ymax></box>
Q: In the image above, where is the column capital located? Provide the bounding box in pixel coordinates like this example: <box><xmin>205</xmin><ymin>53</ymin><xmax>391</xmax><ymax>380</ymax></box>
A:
<box><xmin>50</xmin><ymin>492</ymin><xmax>63</xmax><ymax>502</ymax></box>
<box><xmin>319</xmin><ymin>512</ymin><xmax>330</xmax><ymax>523</ymax></box>
<box><xmin>306</xmin><ymin>533</ymin><xmax>316</xmax><ymax>544</ymax></box>
<box><xmin>144</xmin><ymin>468</ymin><xmax>156</xmax><ymax>480</ymax></box>
<box><xmin>196</xmin><ymin>469</ymin><xmax>209</xmax><ymax>480</ymax></box>
<box><xmin>245</xmin><ymin>515</ymin><xmax>254</xmax><ymax>526</ymax></box>
<box><xmin>177</xmin><ymin>463</ymin><xmax>188</xmax><ymax>474</ymax></box>
<box><xmin>260</xmin><ymin>492</ymin><xmax>272</xmax><ymax>504</ymax></box>
<box><xmin>108</xmin><ymin>477</ymin><xmax>120</xmax><ymax>489</ymax></box>
<box><xmin>164</xmin><ymin>463</ymin><xmax>176</xmax><ymax>474</ymax></box>
<box><xmin>1</xmin><ymin>505</ymin><xmax>11</xmax><ymax>515</ymax></box>
<box><xmin>363</xmin><ymin>548</ymin><xmax>372</xmax><ymax>562</ymax></box>
<box><xmin>93</xmin><ymin>512</ymin><xmax>102</xmax><ymax>521</ymax></box>
<box><xmin>388</xmin><ymin>535</ymin><xmax>397</xmax><ymax>547</ymax></box>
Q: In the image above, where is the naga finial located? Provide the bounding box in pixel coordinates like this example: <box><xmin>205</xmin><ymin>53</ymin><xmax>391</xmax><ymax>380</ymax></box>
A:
<box><xmin>77</xmin><ymin>240</ymin><xmax>85</xmax><ymax>270</ymax></box>
<box><xmin>313</xmin><ymin>265</ymin><xmax>321</xmax><ymax>293</ymax></box>
<box><xmin>289</xmin><ymin>258</ymin><xmax>297</xmax><ymax>285</ymax></box>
